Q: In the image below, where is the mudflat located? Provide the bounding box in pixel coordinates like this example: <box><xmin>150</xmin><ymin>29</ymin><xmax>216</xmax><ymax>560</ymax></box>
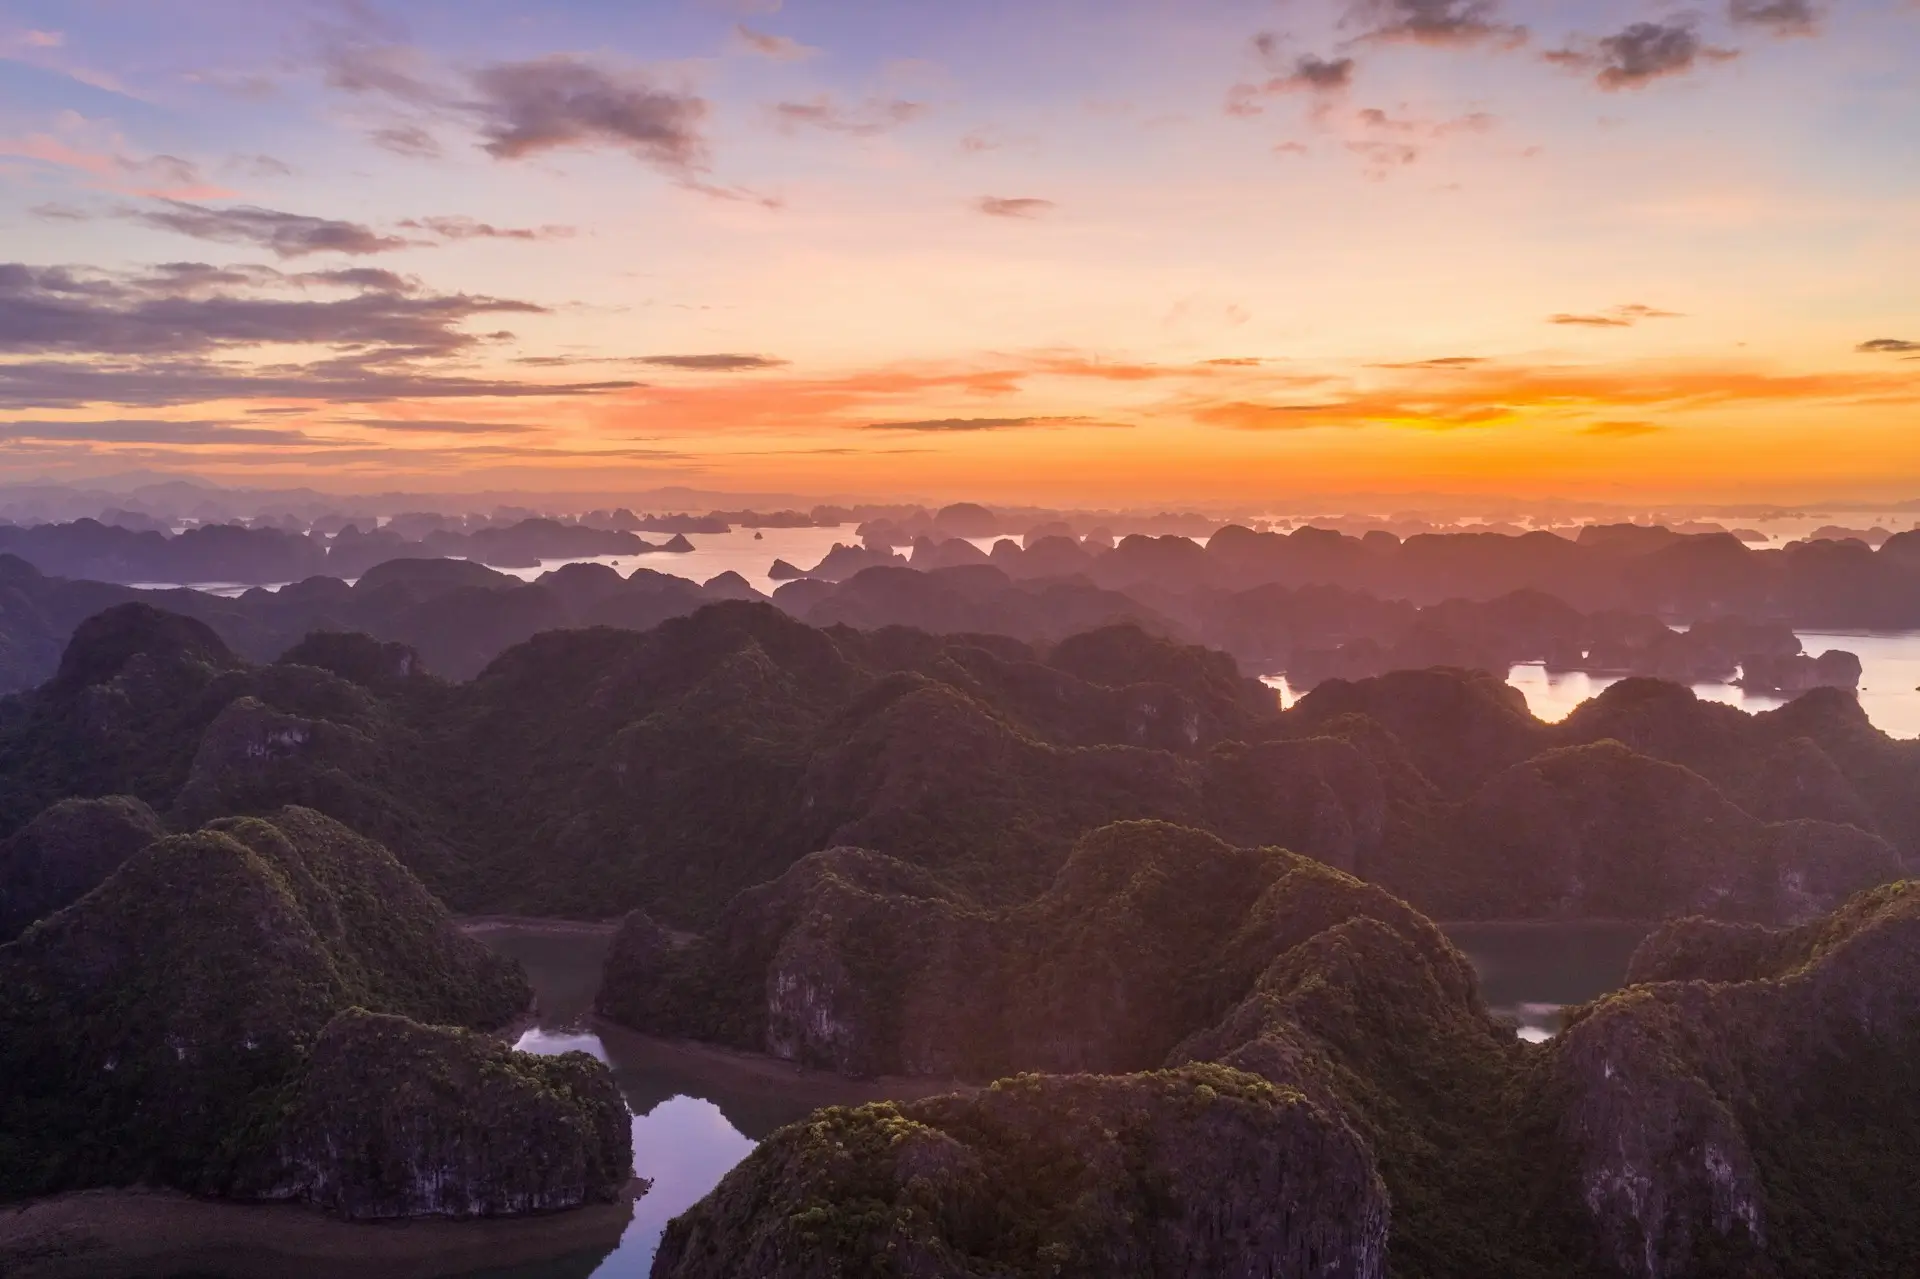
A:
<box><xmin>0</xmin><ymin>1181</ymin><xmax>643</xmax><ymax>1279</ymax></box>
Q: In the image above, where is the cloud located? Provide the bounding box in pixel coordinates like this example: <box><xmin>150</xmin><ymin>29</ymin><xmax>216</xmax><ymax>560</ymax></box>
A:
<box><xmin>1341</xmin><ymin>107</ymin><xmax>1495</xmax><ymax>169</ymax></box>
<box><xmin>1547</xmin><ymin>20</ymin><xmax>1738</xmax><ymax>90</ymax></box>
<box><xmin>1729</xmin><ymin>0</ymin><xmax>1819</xmax><ymax>35</ymax></box>
<box><xmin>0</xmin><ymin>260</ymin><xmax>541</xmax><ymax>359</ymax></box>
<box><xmin>224</xmin><ymin>154</ymin><xmax>293</xmax><ymax>179</ymax></box>
<box><xmin>1550</xmin><ymin>304</ymin><xmax>1684</xmax><ymax>327</ymax></box>
<box><xmin>633</xmin><ymin>353</ymin><xmax>789</xmax><ymax>371</ymax></box>
<box><xmin>1227</xmin><ymin>54</ymin><xmax>1356</xmax><ymax>116</ymax></box>
<box><xmin>319</xmin><ymin>38</ymin><xmax>440</xmax><ymax>105</ymax></box>
<box><xmin>398</xmin><ymin>215</ymin><xmax>575</xmax><ymax>241</ymax></box>
<box><xmin>29</xmin><ymin>203</ymin><xmax>89</xmax><ymax>221</ymax></box>
<box><xmin>469</xmin><ymin>56</ymin><xmax>710</xmax><ymax>171</ymax></box>
<box><xmin>1196</xmin><ymin>399</ymin><xmax>1504</xmax><ymax>430</ymax></box>
<box><xmin>317</xmin><ymin>29</ymin><xmax>729</xmax><ymax>187</ymax></box>
<box><xmin>1858</xmin><ymin>338</ymin><xmax>1920</xmax><ymax>353</ymax></box>
<box><xmin>1345</xmin><ymin>0</ymin><xmax>1527</xmax><ymax>47</ymax></box>
<box><xmin>1372</xmin><ymin>356</ymin><xmax>1489</xmax><ymax>368</ymax></box>
<box><xmin>1281</xmin><ymin>55</ymin><xmax>1358</xmax><ymax>91</ymax></box>
<box><xmin>0</xmin><ymin>418</ymin><xmax>314</xmax><ymax>445</ymax></box>
<box><xmin>863</xmin><ymin>416</ymin><xmax>1118</xmax><ymax>432</ymax></box>
<box><xmin>0</xmin><ymin>129</ymin><xmax>228</xmax><ymax>199</ymax></box>
<box><xmin>369</xmin><ymin>125</ymin><xmax>441</xmax><ymax>158</ymax></box>
<box><xmin>296</xmin><ymin>267</ymin><xmax>418</xmax><ymax>292</ymax></box>
<box><xmin>977</xmin><ymin>196</ymin><xmax>1055</xmax><ymax>219</ymax></box>
<box><xmin>335</xmin><ymin>417</ymin><xmax>542</xmax><ymax>434</ymax></box>
<box><xmin>1188</xmin><ymin>358</ymin><xmax>1920</xmax><ymax>433</ymax></box>
<box><xmin>773</xmin><ymin>96</ymin><xmax>926</xmax><ymax>136</ymax></box>
<box><xmin>732</xmin><ymin>24</ymin><xmax>817</xmax><ymax>60</ymax></box>
<box><xmin>1581</xmin><ymin>419</ymin><xmax>1667</xmax><ymax>437</ymax></box>
<box><xmin>0</xmin><ymin>360</ymin><xmax>639</xmax><ymax>410</ymax></box>
<box><xmin>127</xmin><ymin>200</ymin><xmax>412</xmax><ymax>257</ymax></box>
<box><xmin>0</xmin><ymin>26</ymin><xmax>135</xmax><ymax>96</ymax></box>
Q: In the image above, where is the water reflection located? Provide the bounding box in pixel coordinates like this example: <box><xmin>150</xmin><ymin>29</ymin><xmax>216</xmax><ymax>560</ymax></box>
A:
<box><xmin>462</xmin><ymin>926</ymin><xmax>952</xmax><ymax>1278</ymax></box>
<box><xmin>1443</xmin><ymin>921</ymin><xmax>1653</xmax><ymax>1041</ymax></box>
<box><xmin>1268</xmin><ymin>630</ymin><xmax>1920</xmax><ymax>740</ymax></box>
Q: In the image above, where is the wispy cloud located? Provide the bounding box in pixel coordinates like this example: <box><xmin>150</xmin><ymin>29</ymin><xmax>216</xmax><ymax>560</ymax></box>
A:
<box><xmin>316</xmin><ymin>29</ymin><xmax>720</xmax><ymax>184</ymax></box>
<box><xmin>470</xmin><ymin>56</ymin><xmax>710</xmax><ymax>169</ymax></box>
<box><xmin>977</xmin><ymin>196</ymin><xmax>1055</xmax><ymax>219</ymax></box>
<box><xmin>863</xmin><ymin>415</ymin><xmax>1123</xmax><ymax>432</ymax></box>
<box><xmin>0</xmin><ymin>125</ymin><xmax>229</xmax><ymax>199</ymax></box>
<box><xmin>773</xmin><ymin>96</ymin><xmax>926</xmax><ymax>136</ymax></box>
<box><xmin>127</xmin><ymin>200</ymin><xmax>413</xmax><ymax>257</ymax></box>
<box><xmin>1227</xmin><ymin>53</ymin><xmax>1356</xmax><ymax>117</ymax></box>
<box><xmin>1187</xmin><ymin>358</ymin><xmax>1920</xmax><ymax>432</ymax></box>
<box><xmin>334</xmin><ymin>417</ymin><xmax>543</xmax><ymax>434</ymax></box>
<box><xmin>0</xmin><ymin>418</ymin><xmax>314</xmax><ymax>445</ymax></box>
<box><xmin>633</xmin><ymin>353</ymin><xmax>789</xmax><ymax>371</ymax></box>
<box><xmin>1858</xmin><ymin>338</ymin><xmax>1920</xmax><ymax>354</ymax></box>
<box><xmin>1550</xmin><ymin>304</ymin><xmax>1684</xmax><ymax>327</ymax></box>
<box><xmin>1547</xmin><ymin>20</ymin><xmax>1738</xmax><ymax>90</ymax></box>
<box><xmin>1729</xmin><ymin>0</ymin><xmax>1819</xmax><ymax>36</ymax></box>
<box><xmin>397</xmin><ymin>215</ymin><xmax>575</xmax><ymax>242</ymax></box>
<box><xmin>732</xmin><ymin>24</ymin><xmax>818</xmax><ymax>60</ymax></box>
<box><xmin>369</xmin><ymin>125</ymin><xmax>442</xmax><ymax>158</ymax></box>
<box><xmin>0</xmin><ymin>26</ymin><xmax>136</xmax><ymax>96</ymax></box>
<box><xmin>0</xmin><ymin>256</ymin><xmax>637</xmax><ymax>410</ymax></box>
<box><xmin>1345</xmin><ymin>0</ymin><xmax>1527</xmax><ymax>48</ymax></box>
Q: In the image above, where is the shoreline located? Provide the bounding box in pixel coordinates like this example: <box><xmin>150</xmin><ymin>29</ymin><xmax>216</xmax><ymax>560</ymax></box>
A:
<box><xmin>1437</xmin><ymin>917</ymin><xmax>1661</xmax><ymax>930</ymax></box>
<box><xmin>589</xmin><ymin>1015</ymin><xmax>973</xmax><ymax>1104</ymax></box>
<box><xmin>0</xmin><ymin>1181</ymin><xmax>644</xmax><ymax>1279</ymax></box>
<box><xmin>456</xmin><ymin>915</ymin><xmax>623</xmax><ymax>937</ymax></box>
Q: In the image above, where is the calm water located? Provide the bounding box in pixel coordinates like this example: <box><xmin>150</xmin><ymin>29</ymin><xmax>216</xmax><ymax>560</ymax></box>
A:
<box><xmin>458</xmin><ymin>927</ymin><xmax>953</xmax><ymax>1278</ymax></box>
<box><xmin>1443</xmin><ymin>922</ymin><xmax>1653</xmax><ymax>1042</ymax></box>
<box><xmin>1266</xmin><ymin>628</ymin><xmax>1920</xmax><ymax>740</ymax></box>
<box><xmin>467</xmin><ymin>921</ymin><xmax>1648</xmax><ymax>1277</ymax></box>
<box><xmin>489</xmin><ymin>525</ymin><xmax>858</xmax><ymax>597</ymax></box>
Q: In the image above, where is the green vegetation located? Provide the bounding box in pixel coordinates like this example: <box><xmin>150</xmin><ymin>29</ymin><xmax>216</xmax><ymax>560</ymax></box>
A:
<box><xmin>642</xmin><ymin>816</ymin><xmax>1920</xmax><ymax>1278</ymax></box>
<box><xmin>0</xmin><ymin>806</ymin><xmax>541</xmax><ymax>1206</ymax></box>
<box><xmin>0</xmin><ymin>599</ymin><xmax>1916</xmax><ymax>1266</ymax></box>
<box><xmin>6</xmin><ymin>602</ymin><xmax>1911</xmax><ymax>932</ymax></box>
<box><xmin>655</xmin><ymin>1065</ymin><xmax>1387</xmax><ymax>1279</ymax></box>
<box><xmin>281</xmin><ymin>1009</ymin><xmax>631</xmax><ymax>1220</ymax></box>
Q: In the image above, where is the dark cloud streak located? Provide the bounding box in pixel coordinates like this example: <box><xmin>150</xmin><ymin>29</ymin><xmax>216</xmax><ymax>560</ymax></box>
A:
<box><xmin>0</xmin><ymin>419</ymin><xmax>314</xmax><ymax>445</ymax></box>
<box><xmin>1729</xmin><ymin>0</ymin><xmax>1819</xmax><ymax>35</ymax></box>
<box><xmin>977</xmin><ymin>197</ymin><xmax>1055</xmax><ymax>219</ymax></box>
<box><xmin>126</xmin><ymin>201</ymin><xmax>412</xmax><ymax>258</ymax></box>
<box><xmin>469</xmin><ymin>56</ymin><xmax>710</xmax><ymax>170</ymax></box>
<box><xmin>1346</xmin><ymin>0</ymin><xmax>1527</xmax><ymax>47</ymax></box>
<box><xmin>774</xmin><ymin>96</ymin><xmax>926</xmax><ymax>136</ymax></box>
<box><xmin>1547</xmin><ymin>20</ymin><xmax>1737</xmax><ymax>89</ymax></box>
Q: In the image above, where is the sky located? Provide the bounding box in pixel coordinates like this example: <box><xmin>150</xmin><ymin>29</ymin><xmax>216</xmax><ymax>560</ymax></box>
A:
<box><xmin>1</xmin><ymin>0</ymin><xmax>1917</xmax><ymax>505</ymax></box>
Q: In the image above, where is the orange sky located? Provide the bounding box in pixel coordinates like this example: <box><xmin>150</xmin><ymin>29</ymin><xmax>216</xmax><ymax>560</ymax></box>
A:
<box><xmin>3</xmin><ymin>0</ymin><xmax>1918</xmax><ymax>503</ymax></box>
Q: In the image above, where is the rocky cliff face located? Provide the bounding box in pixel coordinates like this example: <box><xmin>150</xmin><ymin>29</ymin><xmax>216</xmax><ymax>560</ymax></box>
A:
<box><xmin>629</xmin><ymin>814</ymin><xmax>1920</xmax><ymax>1278</ymax></box>
<box><xmin>1550</xmin><ymin>882</ymin><xmax>1920</xmax><ymax>1278</ymax></box>
<box><xmin>653</xmin><ymin>1066</ymin><xmax>1388</xmax><ymax>1279</ymax></box>
<box><xmin>1450</xmin><ymin>741</ymin><xmax>1903</xmax><ymax>923</ymax></box>
<box><xmin>604</xmin><ymin>824</ymin><xmax>1361</xmax><ymax>1080</ymax></box>
<box><xmin>273</xmin><ymin>1009</ymin><xmax>631</xmax><ymax>1220</ymax></box>
<box><xmin>0</xmin><ymin>807</ymin><xmax>537</xmax><ymax>1207</ymax></box>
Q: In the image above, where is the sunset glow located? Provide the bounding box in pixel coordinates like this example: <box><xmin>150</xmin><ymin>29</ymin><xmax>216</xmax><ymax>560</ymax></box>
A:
<box><xmin>3</xmin><ymin>0</ymin><xmax>1917</xmax><ymax>502</ymax></box>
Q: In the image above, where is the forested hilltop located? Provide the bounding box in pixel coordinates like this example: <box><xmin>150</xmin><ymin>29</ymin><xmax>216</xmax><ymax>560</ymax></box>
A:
<box><xmin>645</xmin><ymin>829</ymin><xmax>1920</xmax><ymax>1279</ymax></box>
<box><xmin>1</xmin><ymin>599</ymin><xmax>1908</xmax><ymax>927</ymax></box>
<box><xmin>4</xmin><ymin>596</ymin><xmax>1918</xmax><ymax>1275</ymax></box>
<box><xmin>2</xmin><ymin>518</ymin><xmax>1910</xmax><ymax>696</ymax></box>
